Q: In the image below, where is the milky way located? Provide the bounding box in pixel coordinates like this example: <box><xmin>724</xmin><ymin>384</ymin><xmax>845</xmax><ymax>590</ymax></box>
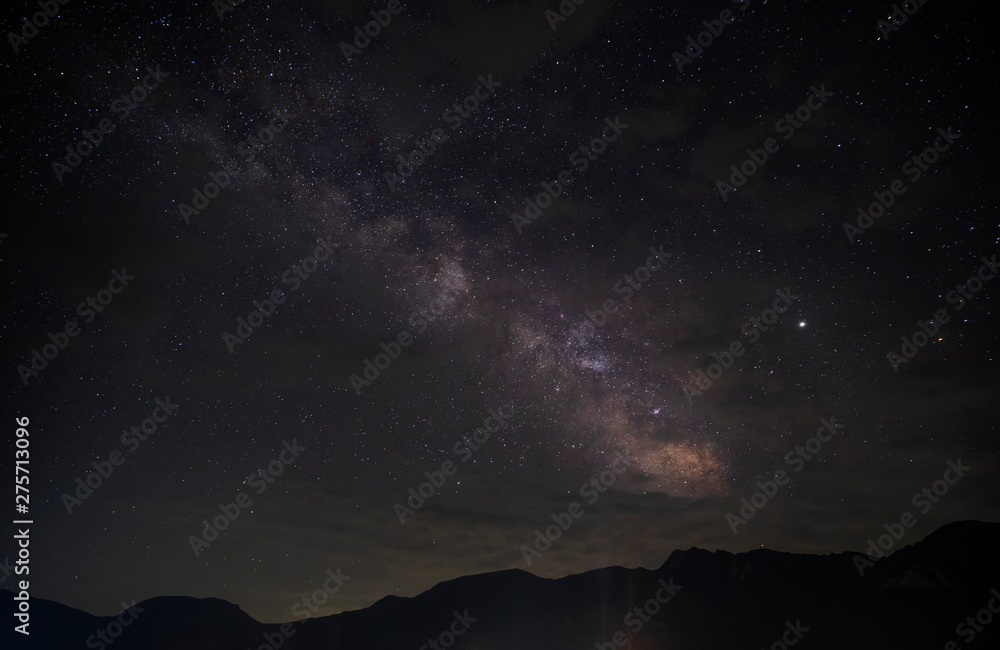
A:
<box><xmin>3</xmin><ymin>0</ymin><xmax>997</xmax><ymax>624</ymax></box>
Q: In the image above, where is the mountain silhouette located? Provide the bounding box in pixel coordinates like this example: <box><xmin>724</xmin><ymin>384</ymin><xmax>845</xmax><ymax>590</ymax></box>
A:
<box><xmin>4</xmin><ymin>520</ymin><xmax>999</xmax><ymax>649</ymax></box>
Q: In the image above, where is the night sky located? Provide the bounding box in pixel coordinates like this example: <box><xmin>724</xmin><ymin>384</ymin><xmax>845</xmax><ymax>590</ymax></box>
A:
<box><xmin>2</xmin><ymin>0</ymin><xmax>999</xmax><ymax>625</ymax></box>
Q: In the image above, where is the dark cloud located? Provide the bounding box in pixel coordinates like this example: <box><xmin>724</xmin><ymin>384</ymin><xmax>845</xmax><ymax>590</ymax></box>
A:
<box><xmin>1</xmin><ymin>0</ymin><xmax>996</xmax><ymax>626</ymax></box>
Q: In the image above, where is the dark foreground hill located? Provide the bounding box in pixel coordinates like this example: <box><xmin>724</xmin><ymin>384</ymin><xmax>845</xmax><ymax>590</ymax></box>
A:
<box><xmin>4</xmin><ymin>520</ymin><xmax>1000</xmax><ymax>649</ymax></box>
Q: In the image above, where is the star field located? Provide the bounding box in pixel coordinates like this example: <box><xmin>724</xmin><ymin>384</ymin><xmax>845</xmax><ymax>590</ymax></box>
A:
<box><xmin>1</xmin><ymin>0</ymin><xmax>998</xmax><ymax>624</ymax></box>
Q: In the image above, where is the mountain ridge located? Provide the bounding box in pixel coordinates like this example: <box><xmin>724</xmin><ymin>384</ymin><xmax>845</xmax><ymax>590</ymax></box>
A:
<box><xmin>4</xmin><ymin>519</ymin><xmax>999</xmax><ymax>649</ymax></box>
